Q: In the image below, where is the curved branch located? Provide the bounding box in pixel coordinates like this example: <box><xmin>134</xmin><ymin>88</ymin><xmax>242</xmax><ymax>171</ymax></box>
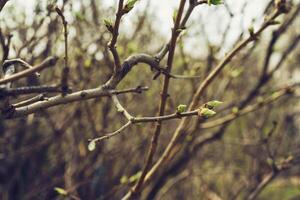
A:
<box><xmin>0</xmin><ymin>56</ymin><xmax>58</xmax><ymax>85</ymax></box>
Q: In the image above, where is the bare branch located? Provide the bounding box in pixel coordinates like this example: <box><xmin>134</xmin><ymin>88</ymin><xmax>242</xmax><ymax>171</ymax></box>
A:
<box><xmin>56</xmin><ymin>6</ymin><xmax>70</xmax><ymax>96</ymax></box>
<box><xmin>0</xmin><ymin>56</ymin><xmax>58</xmax><ymax>85</ymax></box>
<box><xmin>0</xmin><ymin>85</ymin><xmax>62</xmax><ymax>97</ymax></box>
<box><xmin>89</xmin><ymin>121</ymin><xmax>132</xmax><ymax>143</ymax></box>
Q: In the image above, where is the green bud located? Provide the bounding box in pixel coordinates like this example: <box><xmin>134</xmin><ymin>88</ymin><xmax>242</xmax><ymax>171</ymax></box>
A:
<box><xmin>232</xmin><ymin>107</ymin><xmax>239</xmax><ymax>114</ymax></box>
<box><xmin>124</xmin><ymin>0</ymin><xmax>139</xmax><ymax>12</ymax></box>
<box><xmin>198</xmin><ymin>108</ymin><xmax>216</xmax><ymax>118</ymax></box>
<box><xmin>176</xmin><ymin>28</ymin><xmax>185</xmax><ymax>34</ymax></box>
<box><xmin>248</xmin><ymin>26</ymin><xmax>254</xmax><ymax>34</ymax></box>
<box><xmin>173</xmin><ymin>10</ymin><xmax>178</xmax><ymax>23</ymax></box>
<box><xmin>206</xmin><ymin>100</ymin><xmax>223</xmax><ymax>109</ymax></box>
<box><xmin>186</xmin><ymin>135</ymin><xmax>193</xmax><ymax>142</ymax></box>
<box><xmin>120</xmin><ymin>176</ymin><xmax>128</xmax><ymax>184</ymax></box>
<box><xmin>54</xmin><ymin>187</ymin><xmax>68</xmax><ymax>196</ymax></box>
<box><xmin>103</xmin><ymin>18</ymin><xmax>113</xmax><ymax>32</ymax></box>
<box><xmin>88</xmin><ymin>140</ymin><xmax>96</xmax><ymax>151</ymax></box>
<box><xmin>177</xmin><ymin>104</ymin><xmax>187</xmax><ymax>113</ymax></box>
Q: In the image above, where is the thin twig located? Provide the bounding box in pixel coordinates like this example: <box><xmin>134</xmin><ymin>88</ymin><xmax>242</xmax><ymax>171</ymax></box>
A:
<box><xmin>3</xmin><ymin>58</ymin><xmax>40</xmax><ymax>77</ymax></box>
<box><xmin>56</xmin><ymin>6</ymin><xmax>69</xmax><ymax>96</ymax></box>
<box><xmin>111</xmin><ymin>94</ymin><xmax>133</xmax><ymax>121</ymax></box>
<box><xmin>108</xmin><ymin>0</ymin><xmax>124</xmax><ymax>72</ymax></box>
<box><xmin>13</xmin><ymin>94</ymin><xmax>48</xmax><ymax>108</ymax></box>
<box><xmin>246</xmin><ymin>156</ymin><xmax>293</xmax><ymax>200</ymax></box>
<box><xmin>0</xmin><ymin>56</ymin><xmax>58</xmax><ymax>85</ymax></box>
<box><xmin>89</xmin><ymin>121</ymin><xmax>132</xmax><ymax>143</ymax></box>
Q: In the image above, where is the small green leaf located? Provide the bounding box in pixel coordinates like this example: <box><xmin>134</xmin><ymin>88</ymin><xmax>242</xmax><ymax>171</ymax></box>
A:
<box><xmin>104</xmin><ymin>18</ymin><xmax>112</xmax><ymax>27</ymax></box>
<box><xmin>88</xmin><ymin>140</ymin><xmax>96</xmax><ymax>151</ymax></box>
<box><xmin>124</xmin><ymin>0</ymin><xmax>139</xmax><ymax>12</ymax></box>
<box><xmin>172</xmin><ymin>10</ymin><xmax>178</xmax><ymax>23</ymax></box>
<box><xmin>208</xmin><ymin>0</ymin><xmax>223</xmax><ymax>6</ymax></box>
<box><xmin>103</xmin><ymin>18</ymin><xmax>113</xmax><ymax>32</ymax></box>
<box><xmin>198</xmin><ymin>108</ymin><xmax>216</xmax><ymax>118</ymax></box>
<box><xmin>84</xmin><ymin>58</ymin><xmax>92</xmax><ymax>68</ymax></box>
<box><xmin>120</xmin><ymin>175</ymin><xmax>128</xmax><ymax>184</ymax></box>
<box><xmin>177</xmin><ymin>104</ymin><xmax>187</xmax><ymax>113</ymax></box>
<box><xmin>206</xmin><ymin>100</ymin><xmax>223</xmax><ymax>109</ymax></box>
<box><xmin>232</xmin><ymin>107</ymin><xmax>239</xmax><ymax>114</ymax></box>
<box><xmin>176</xmin><ymin>28</ymin><xmax>185</xmax><ymax>34</ymax></box>
<box><xmin>54</xmin><ymin>187</ymin><xmax>68</xmax><ymax>196</ymax></box>
<box><xmin>248</xmin><ymin>26</ymin><xmax>254</xmax><ymax>34</ymax></box>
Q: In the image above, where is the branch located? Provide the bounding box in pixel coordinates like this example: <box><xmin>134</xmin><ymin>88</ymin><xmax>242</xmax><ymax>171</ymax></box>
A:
<box><xmin>246</xmin><ymin>156</ymin><xmax>294</xmax><ymax>200</ymax></box>
<box><xmin>199</xmin><ymin>86</ymin><xmax>294</xmax><ymax>129</ymax></box>
<box><xmin>108</xmin><ymin>0</ymin><xmax>125</xmax><ymax>72</ymax></box>
<box><xmin>2</xmin><ymin>86</ymin><xmax>149</xmax><ymax>119</ymax></box>
<box><xmin>269</xmin><ymin>35</ymin><xmax>300</xmax><ymax>76</ymax></box>
<box><xmin>111</xmin><ymin>94</ymin><xmax>133</xmax><ymax>121</ymax></box>
<box><xmin>112</xmin><ymin>86</ymin><xmax>149</xmax><ymax>95</ymax></box>
<box><xmin>12</xmin><ymin>94</ymin><xmax>48</xmax><ymax>108</ymax></box>
<box><xmin>261</xmin><ymin>3</ymin><xmax>300</xmax><ymax>76</ymax></box>
<box><xmin>88</xmin><ymin>84</ymin><xmax>296</xmax><ymax>144</ymax></box>
<box><xmin>129</xmin><ymin>0</ymin><xmax>188</xmax><ymax>196</ymax></box>
<box><xmin>2</xmin><ymin>58</ymin><xmax>40</xmax><ymax>77</ymax></box>
<box><xmin>56</xmin><ymin>6</ymin><xmax>70</xmax><ymax>96</ymax></box>
<box><xmin>0</xmin><ymin>56</ymin><xmax>15</xmax><ymax>111</ymax></box>
<box><xmin>88</xmin><ymin>121</ymin><xmax>132</xmax><ymax>143</ymax></box>
<box><xmin>0</xmin><ymin>28</ymin><xmax>12</xmax><ymax>62</ymax></box>
<box><xmin>0</xmin><ymin>56</ymin><xmax>58</xmax><ymax>85</ymax></box>
<box><xmin>189</xmin><ymin>8</ymin><xmax>283</xmax><ymax>111</ymax></box>
<box><xmin>0</xmin><ymin>85</ymin><xmax>62</xmax><ymax>97</ymax></box>
<box><xmin>138</xmin><ymin>5</ymin><xmax>290</xmax><ymax>189</ymax></box>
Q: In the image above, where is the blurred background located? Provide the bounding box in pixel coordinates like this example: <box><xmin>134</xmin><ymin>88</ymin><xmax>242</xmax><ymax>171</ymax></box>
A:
<box><xmin>0</xmin><ymin>0</ymin><xmax>300</xmax><ymax>199</ymax></box>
